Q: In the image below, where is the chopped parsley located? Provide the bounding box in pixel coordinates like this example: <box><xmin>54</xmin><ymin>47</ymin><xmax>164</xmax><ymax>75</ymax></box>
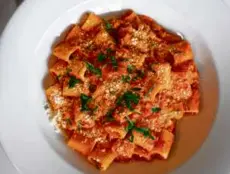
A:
<box><xmin>137</xmin><ymin>70</ymin><xmax>145</xmax><ymax>78</ymax></box>
<box><xmin>104</xmin><ymin>19</ymin><xmax>113</xmax><ymax>31</ymax></box>
<box><xmin>125</xmin><ymin>116</ymin><xmax>155</xmax><ymax>142</ymax></box>
<box><xmin>80</xmin><ymin>94</ymin><xmax>92</xmax><ymax>111</ymax></box>
<box><xmin>110</xmin><ymin>56</ymin><xmax>118</xmax><ymax>69</ymax></box>
<box><xmin>106</xmin><ymin>48</ymin><xmax>113</xmax><ymax>54</ymax></box>
<box><xmin>116</xmin><ymin>95</ymin><xmax>124</xmax><ymax>106</ymax></box>
<box><xmin>145</xmin><ymin>86</ymin><xmax>154</xmax><ymax>97</ymax></box>
<box><xmin>126</xmin><ymin>116</ymin><xmax>135</xmax><ymax>132</ymax></box>
<box><xmin>97</xmin><ymin>48</ymin><xmax>117</xmax><ymax>69</ymax></box>
<box><xmin>122</xmin><ymin>75</ymin><xmax>131</xmax><ymax>83</ymax></box>
<box><xmin>97</xmin><ymin>53</ymin><xmax>107</xmax><ymax>62</ymax></box>
<box><xmin>127</xmin><ymin>65</ymin><xmax>135</xmax><ymax>73</ymax></box>
<box><xmin>86</xmin><ymin>62</ymin><xmax>102</xmax><ymax>76</ymax></box>
<box><xmin>128</xmin><ymin>133</ymin><xmax>134</xmax><ymax>142</ymax></box>
<box><xmin>132</xmin><ymin>70</ymin><xmax>145</xmax><ymax>81</ymax></box>
<box><xmin>152</xmin><ymin>107</ymin><xmax>161</xmax><ymax>113</ymax></box>
<box><xmin>116</xmin><ymin>91</ymin><xmax>140</xmax><ymax>110</ymax></box>
<box><xmin>134</xmin><ymin>127</ymin><xmax>155</xmax><ymax>140</ymax></box>
<box><xmin>68</xmin><ymin>76</ymin><xmax>81</xmax><ymax>88</ymax></box>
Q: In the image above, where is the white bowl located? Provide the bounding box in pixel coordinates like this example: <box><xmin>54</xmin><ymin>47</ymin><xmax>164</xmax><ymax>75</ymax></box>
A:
<box><xmin>0</xmin><ymin>0</ymin><xmax>229</xmax><ymax>174</ymax></box>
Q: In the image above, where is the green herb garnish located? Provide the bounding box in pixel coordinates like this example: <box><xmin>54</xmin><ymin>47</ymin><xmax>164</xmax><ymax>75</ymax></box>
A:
<box><xmin>123</xmin><ymin>91</ymin><xmax>140</xmax><ymax>110</ymax></box>
<box><xmin>132</xmin><ymin>70</ymin><xmax>145</xmax><ymax>81</ymax></box>
<box><xmin>125</xmin><ymin>116</ymin><xmax>155</xmax><ymax>141</ymax></box>
<box><xmin>106</xmin><ymin>48</ymin><xmax>113</xmax><ymax>54</ymax></box>
<box><xmin>128</xmin><ymin>133</ymin><xmax>134</xmax><ymax>142</ymax></box>
<box><xmin>116</xmin><ymin>95</ymin><xmax>124</xmax><ymax>106</ymax></box>
<box><xmin>134</xmin><ymin>127</ymin><xmax>155</xmax><ymax>140</ymax></box>
<box><xmin>68</xmin><ymin>76</ymin><xmax>81</xmax><ymax>88</ymax></box>
<box><xmin>80</xmin><ymin>94</ymin><xmax>92</xmax><ymax>111</ymax></box>
<box><xmin>145</xmin><ymin>86</ymin><xmax>154</xmax><ymax>97</ymax></box>
<box><xmin>122</xmin><ymin>75</ymin><xmax>131</xmax><ymax>83</ymax></box>
<box><xmin>126</xmin><ymin>116</ymin><xmax>135</xmax><ymax>132</ymax></box>
<box><xmin>116</xmin><ymin>91</ymin><xmax>140</xmax><ymax>110</ymax></box>
<box><xmin>86</xmin><ymin>62</ymin><xmax>102</xmax><ymax>76</ymax></box>
<box><xmin>152</xmin><ymin>107</ymin><xmax>161</xmax><ymax>113</ymax></box>
<box><xmin>127</xmin><ymin>65</ymin><xmax>135</xmax><ymax>73</ymax></box>
<box><xmin>137</xmin><ymin>70</ymin><xmax>145</xmax><ymax>78</ymax></box>
<box><xmin>104</xmin><ymin>19</ymin><xmax>113</xmax><ymax>31</ymax></box>
<box><xmin>98</xmin><ymin>53</ymin><xmax>107</xmax><ymax>62</ymax></box>
<box><xmin>110</xmin><ymin>56</ymin><xmax>118</xmax><ymax>69</ymax></box>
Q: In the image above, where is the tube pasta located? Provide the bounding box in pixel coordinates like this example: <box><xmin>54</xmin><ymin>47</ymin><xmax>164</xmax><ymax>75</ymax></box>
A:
<box><xmin>45</xmin><ymin>10</ymin><xmax>200</xmax><ymax>171</ymax></box>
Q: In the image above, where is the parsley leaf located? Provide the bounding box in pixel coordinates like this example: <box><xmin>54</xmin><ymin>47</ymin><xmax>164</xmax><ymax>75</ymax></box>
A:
<box><xmin>125</xmin><ymin>116</ymin><xmax>155</xmax><ymax>141</ymax></box>
<box><xmin>104</xmin><ymin>19</ymin><xmax>112</xmax><ymax>31</ymax></box>
<box><xmin>80</xmin><ymin>94</ymin><xmax>92</xmax><ymax>111</ymax></box>
<box><xmin>116</xmin><ymin>91</ymin><xmax>140</xmax><ymax>110</ymax></box>
<box><xmin>127</xmin><ymin>65</ymin><xmax>135</xmax><ymax>73</ymax></box>
<box><xmin>106</xmin><ymin>48</ymin><xmax>113</xmax><ymax>54</ymax></box>
<box><xmin>152</xmin><ymin>107</ymin><xmax>161</xmax><ymax>113</ymax></box>
<box><xmin>98</xmin><ymin>53</ymin><xmax>107</xmax><ymax>62</ymax></box>
<box><xmin>110</xmin><ymin>56</ymin><xmax>118</xmax><ymax>69</ymax></box>
<box><xmin>116</xmin><ymin>95</ymin><xmax>124</xmax><ymax>106</ymax></box>
<box><xmin>122</xmin><ymin>75</ymin><xmax>131</xmax><ymax>83</ymax></box>
<box><xmin>134</xmin><ymin>127</ymin><xmax>155</xmax><ymax>140</ymax></box>
<box><xmin>68</xmin><ymin>76</ymin><xmax>81</xmax><ymax>88</ymax></box>
<box><xmin>86</xmin><ymin>62</ymin><xmax>102</xmax><ymax>76</ymax></box>
<box><xmin>137</xmin><ymin>70</ymin><xmax>145</xmax><ymax>78</ymax></box>
<box><xmin>145</xmin><ymin>86</ymin><xmax>154</xmax><ymax>97</ymax></box>
<box><xmin>128</xmin><ymin>133</ymin><xmax>134</xmax><ymax>142</ymax></box>
<box><xmin>123</xmin><ymin>91</ymin><xmax>140</xmax><ymax>109</ymax></box>
<box><xmin>125</xmin><ymin>116</ymin><xmax>135</xmax><ymax>132</ymax></box>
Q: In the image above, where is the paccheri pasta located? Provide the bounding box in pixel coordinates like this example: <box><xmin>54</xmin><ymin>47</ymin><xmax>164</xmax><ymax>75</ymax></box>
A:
<box><xmin>45</xmin><ymin>10</ymin><xmax>200</xmax><ymax>171</ymax></box>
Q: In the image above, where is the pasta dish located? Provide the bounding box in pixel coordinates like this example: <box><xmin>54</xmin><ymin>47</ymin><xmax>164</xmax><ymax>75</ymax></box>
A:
<box><xmin>45</xmin><ymin>10</ymin><xmax>200</xmax><ymax>171</ymax></box>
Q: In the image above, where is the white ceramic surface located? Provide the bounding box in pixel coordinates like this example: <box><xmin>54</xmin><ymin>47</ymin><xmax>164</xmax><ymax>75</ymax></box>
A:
<box><xmin>0</xmin><ymin>0</ymin><xmax>20</xmax><ymax>173</ymax></box>
<box><xmin>0</xmin><ymin>0</ymin><xmax>230</xmax><ymax>174</ymax></box>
